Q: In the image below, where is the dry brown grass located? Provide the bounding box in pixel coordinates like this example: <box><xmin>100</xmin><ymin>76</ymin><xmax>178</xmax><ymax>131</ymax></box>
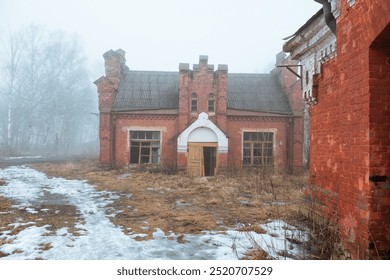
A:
<box><xmin>0</xmin><ymin>160</ymin><xmax>317</xmax><ymax>259</ymax></box>
<box><xmin>30</xmin><ymin>161</ymin><xmax>308</xmax><ymax>241</ymax></box>
<box><xmin>241</xmin><ymin>248</ymin><xmax>271</xmax><ymax>260</ymax></box>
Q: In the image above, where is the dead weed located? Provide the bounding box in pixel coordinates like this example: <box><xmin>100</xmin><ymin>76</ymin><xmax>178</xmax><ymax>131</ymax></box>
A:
<box><xmin>30</xmin><ymin>161</ymin><xmax>308</xmax><ymax>241</ymax></box>
<box><xmin>0</xmin><ymin>160</ymin><xmax>314</xmax><ymax>259</ymax></box>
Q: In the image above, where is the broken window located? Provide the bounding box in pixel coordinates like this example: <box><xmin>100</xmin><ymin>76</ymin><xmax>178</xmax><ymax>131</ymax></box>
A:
<box><xmin>208</xmin><ymin>94</ymin><xmax>215</xmax><ymax>112</ymax></box>
<box><xmin>191</xmin><ymin>93</ymin><xmax>198</xmax><ymax>112</ymax></box>
<box><xmin>243</xmin><ymin>132</ymin><xmax>274</xmax><ymax>167</ymax></box>
<box><xmin>130</xmin><ymin>131</ymin><xmax>160</xmax><ymax>164</ymax></box>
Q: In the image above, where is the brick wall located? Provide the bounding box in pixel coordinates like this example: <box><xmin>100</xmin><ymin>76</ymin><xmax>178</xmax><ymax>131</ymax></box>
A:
<box><xmin>113</xmin><ymin>115</ymin><xmax>178</xmax><ymax>168</ymax></box>
<box><xmin>178</xmin><ymin>56</ymin><xmax>228</xmax><ymax>133</ymax></box>
<box><xmin>227</xmin><ymin>117</ymin><xmax>289</xmax><ymax>170</ymax></box>
<box><xmin>292</xmin><ymin>116</ymin><xmax>304</xmax><ymax>173</ymax></box>
<box><xmin>309</xmin><ymin>0</ymin><xmax>390</xmax><ymax>259</ymax></box>
<box><xmin>273</xmin><ymin>53</ymin><xmax>305</xmax><ymax>173</ymax></box>
<box><xmin>368</xmin><ymin>25</ymin><xmax>390</xmax><ymax>257</ymax></box>
<box><xmin>111</xmin><ymin>113</ymin><xmax>295</xmax><ymax>172</ymax></box>
<box><xmin>94</xmin><ymin>49</ymin><xmax>127</xmax><ymax>167</ymax></box>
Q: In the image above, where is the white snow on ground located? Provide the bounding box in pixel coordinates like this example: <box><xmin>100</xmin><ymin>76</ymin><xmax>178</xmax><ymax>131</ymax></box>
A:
<box><xmin>3</xmin><ymin>156</ymin><xmax>43</xmax><ymax>160</ymax></box>
<box><xmin>0</xmin><ymin>166</ymin><xmax>308</xmax><ymax>260</ymax></box>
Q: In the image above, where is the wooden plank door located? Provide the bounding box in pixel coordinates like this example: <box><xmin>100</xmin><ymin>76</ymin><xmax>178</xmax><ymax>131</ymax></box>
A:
<box><xmin>187</xmin><ymin>144</ymin><xmax>204</xmax><ymax>177</ymax></box>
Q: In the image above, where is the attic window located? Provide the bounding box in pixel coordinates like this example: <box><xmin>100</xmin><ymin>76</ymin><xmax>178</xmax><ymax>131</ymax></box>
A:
<box><xmin>208</xmin><ymin>94</ymin><xmax>215</xmax><ymax>112</ymax></box>
<box><xmin>130</xmin><ymin>131</ymin><xmax>160</xmax><ymax>164</ymax></box>
<box><xmin>191</xmin><ymin>93</ymin><xmax>198</xmax><ymax>112</ymax></box>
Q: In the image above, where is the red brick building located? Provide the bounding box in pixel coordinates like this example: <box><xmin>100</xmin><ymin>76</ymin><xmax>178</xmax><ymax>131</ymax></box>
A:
<box><xmin>95</xmin><ymin>51</ymin><xmax>303</xmax><ymax>176</ymax></box>
<box><xmin>284</xmin><ymin>0</ymin><xmax>390</xmax><ymax>259</ymax></box>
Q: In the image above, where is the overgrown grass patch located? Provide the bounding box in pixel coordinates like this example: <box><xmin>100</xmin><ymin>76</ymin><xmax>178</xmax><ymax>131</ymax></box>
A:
<box><xmin>17</xmin><ymin>161</ymin><xmax>338</xmax><ymax>259</ymax></box>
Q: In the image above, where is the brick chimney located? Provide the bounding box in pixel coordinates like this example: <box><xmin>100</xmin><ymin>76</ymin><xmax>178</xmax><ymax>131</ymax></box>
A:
<box><xmin>273</xmin><ymin>51</ymin><xmax>299</xmax><ymax>89</ymax></box>
<box><xmin>272</xmin><ymin>52</ymin><xmax>304</xmax><ymax>113</ymax></box>
<box><xmin>94</xmin><ymin>48</ymin><xmax>127</xmax><ymax>167</ymax></box>
<box><xmin>103</xmin><ymin>48</ymin><xmax>126</xmax><ymax>89</ymax></box>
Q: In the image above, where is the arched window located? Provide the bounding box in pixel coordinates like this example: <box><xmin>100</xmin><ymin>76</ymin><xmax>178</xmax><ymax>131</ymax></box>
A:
<box><xmin>208</xmin><ymin>94</ymin><xmax>215</xmax><ymax>112</ymax></box>
<box><xmin>191</xmin><ymin>93</ymin><xmax>198</xmax><ymax>112</ymax></box>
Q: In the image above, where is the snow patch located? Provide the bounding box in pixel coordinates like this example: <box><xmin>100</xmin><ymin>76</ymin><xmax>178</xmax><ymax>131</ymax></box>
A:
<box><xmin>0</xmin><ymin>166</ymin><xmax>308</xmax><ymax>260</ymax></box>
<box><xmin>4</xmin><ymin>156</ymin><xmax>43</xmax><ymax>160</ymax></box>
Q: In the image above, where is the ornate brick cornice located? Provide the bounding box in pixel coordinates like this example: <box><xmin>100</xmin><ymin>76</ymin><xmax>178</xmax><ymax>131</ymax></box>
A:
<box><xmin>329</xmin><ymin>0</ymin><xmax>341</xmax><ymax>19</ymax></box>
<box><xmin>113</xmin><ymin>114</ymin><xmax>177</xmax><ymax>121</ymax></box>
<box><xmin>347</xmin><ymin>0</ymin><xmax>356</xmax><ymax>8</ymax></box>
<box><xmin>228</xmin><ymin>116</ymin><xmax>290</xmax><ymax>122</ymax></box>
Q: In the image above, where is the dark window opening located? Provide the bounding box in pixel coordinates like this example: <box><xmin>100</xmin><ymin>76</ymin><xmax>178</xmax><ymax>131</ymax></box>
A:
<box><xmin>191</xmin><ymin>93</ymin><xmax>198</xmax><ymax>112</ymax></box>
<box><xmin>130</xmin><ymin>131</ymin><xmax>160</xmax><ymax>164</ymax></box>
<box><xmin>208</xmin><ymin>94</ymin><xmax>215</xmax><ymax>112</ymax></box>
<box><xmin>243</xmin><ymin>132</ymin><xmax>274</xmax><ymax>167</ymax></box>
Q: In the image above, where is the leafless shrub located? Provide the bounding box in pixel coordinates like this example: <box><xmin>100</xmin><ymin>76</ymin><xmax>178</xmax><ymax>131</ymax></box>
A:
<box><xmin>301</xmin><ymin>184</ymin><xmax>340</xmax><ymax>259</ymax></box>
<box><xmin>233</xmin><ymin>168</ymin><xmax>343</xmax><ymax>260</ymax></box>
<box><xmin>128</xmin><ymin>163</ymin><xmax>177</xmax><ymax>175</ymax></box>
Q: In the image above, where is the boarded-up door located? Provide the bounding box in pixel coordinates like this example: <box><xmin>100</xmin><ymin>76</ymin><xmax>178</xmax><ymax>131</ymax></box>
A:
<box><xmin>187</xmin><ymin>144</ymin><xmax>204</xmax><ymax>177</ymax></box>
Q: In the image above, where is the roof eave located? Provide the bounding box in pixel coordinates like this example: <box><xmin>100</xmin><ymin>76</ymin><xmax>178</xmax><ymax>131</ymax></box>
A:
<box><xmin>227</xmin><ymin>107</ymin><xmax>293</xmax><ymax>116</ymax></box>
<box><xmin>94</xmin><ymin>76</ymin><xmax>113</xmax><ymax>85</ymax></box>
<box><xmin>283</xmin><ymin>8</ymin><xmax>324</xmax><ymax>53</ymax></box>
<box><xmin>111</xmin><ymin>106</ymin><xmax>178</xmax><ymax>112</ymax></box>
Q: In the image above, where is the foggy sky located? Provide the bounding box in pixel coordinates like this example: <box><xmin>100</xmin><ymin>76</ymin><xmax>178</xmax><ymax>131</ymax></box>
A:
<box><xmin>0</xmin><ymin>0</ymin><xmax>320</xmax><ymax>75</ymax></box>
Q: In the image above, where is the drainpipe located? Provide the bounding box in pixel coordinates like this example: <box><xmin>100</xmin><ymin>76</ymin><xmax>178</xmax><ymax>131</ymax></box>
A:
<box><xmin>315</xmin><ymin>0</ymin><xmax>336</xmax><ymax>35</ymax></box>
<box><xmin>288</xmin><ymin>117</ymin><xmax>294</xmax><ymax>174</ymax></box>
<box><xmin>111</xmin><ymin>113</ymin><xmax>116</xmax><ymax>169</ymax></box>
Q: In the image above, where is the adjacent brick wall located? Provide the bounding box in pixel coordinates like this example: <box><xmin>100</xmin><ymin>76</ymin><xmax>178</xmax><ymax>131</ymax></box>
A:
<box><xmin>273</xmin><ymin>53</ymin><xmax>305</xmax><ymax>173</ymax></box>
<box><xmin>292</xmin><ymin>116</ymin><xmax>304</xmax><ymax>173</ymax></box>
<box><xmin>368</xmin><ymin>26</ymin><xmax>390</xmax><ymax>257</ymax></box>
<box><xmin>309</xmin><ymin>0</ymin><xmax>390</xmax><ymax>259</ymax></box>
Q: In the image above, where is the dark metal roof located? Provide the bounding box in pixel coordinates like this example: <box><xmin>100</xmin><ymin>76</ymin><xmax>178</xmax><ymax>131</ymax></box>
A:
<box><xmin>112</xmin><ymin>70</ymin><xmax>179</xmax><ymax>111</ymax></box>
<box><xmin>227</xmin><ymin>74</ymin><xmax>292</xmax><ymax>114</ymax></box>
<box><xmin>112</xmin><ymin>70</ymin><xmax>292</xmax><ymax>114</ymax></box>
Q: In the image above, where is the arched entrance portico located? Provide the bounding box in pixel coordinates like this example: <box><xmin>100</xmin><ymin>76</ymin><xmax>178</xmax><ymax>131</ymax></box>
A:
<box><xmin>177</xmin><ymin>112</ymin><xmax>228</xmax><ymax>176</ymax></box>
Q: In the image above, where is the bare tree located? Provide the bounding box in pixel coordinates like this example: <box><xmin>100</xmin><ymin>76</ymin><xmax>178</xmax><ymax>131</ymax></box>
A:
<box><xmin>0</xmin><ymin>25</ymin><xmax>98</xmax><ymax>156</ymax></box>
<box><xmin>0</xmin><ymin>28</ymin><xmax>24</xmax><ymax>152</ymax></box>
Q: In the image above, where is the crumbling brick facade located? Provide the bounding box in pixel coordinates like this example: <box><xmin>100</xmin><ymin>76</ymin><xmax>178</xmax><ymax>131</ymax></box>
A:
<box><xmin>285</xmin><ymin>0</ymin><xmax>390</xmax><ymax>259</ymax></box>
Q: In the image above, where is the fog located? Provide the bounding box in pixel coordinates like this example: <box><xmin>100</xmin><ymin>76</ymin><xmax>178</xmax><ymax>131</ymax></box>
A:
<box><xmin>0</xmin><ymin>0</ymin><xmax>320</xmax><ymax>158</ymax></box>
<box><xmin>0</xmin><ymin>26</ymin><xmax>98</xmax><ymax>157</ymax></box>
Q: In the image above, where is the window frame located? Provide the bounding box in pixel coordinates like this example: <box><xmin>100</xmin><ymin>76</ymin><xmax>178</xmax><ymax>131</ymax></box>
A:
<box><xmin>129</xmin><ymin>130</ymin><xmax>161</xmax><ymax>164</ymax></box>
<box><xmin>208</xmin><ymin>93</ymin><xmax>215</xmax><ymax>112</ymax></box>
<box><xmin>242</xmin><ymin>132</ymin><xmax>274</xmax><ymax>167</ymax></box>
<box><xmin>191</xmin><ymin>93</ymin><xmax>198</xmax><ymax>112</ymax></box>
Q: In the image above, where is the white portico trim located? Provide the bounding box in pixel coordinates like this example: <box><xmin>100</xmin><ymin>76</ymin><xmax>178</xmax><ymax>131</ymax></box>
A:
<box><xmin>177</xmin><ymin>112</ymin><xmax>228</xmax><ymax>153</ymax></box>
